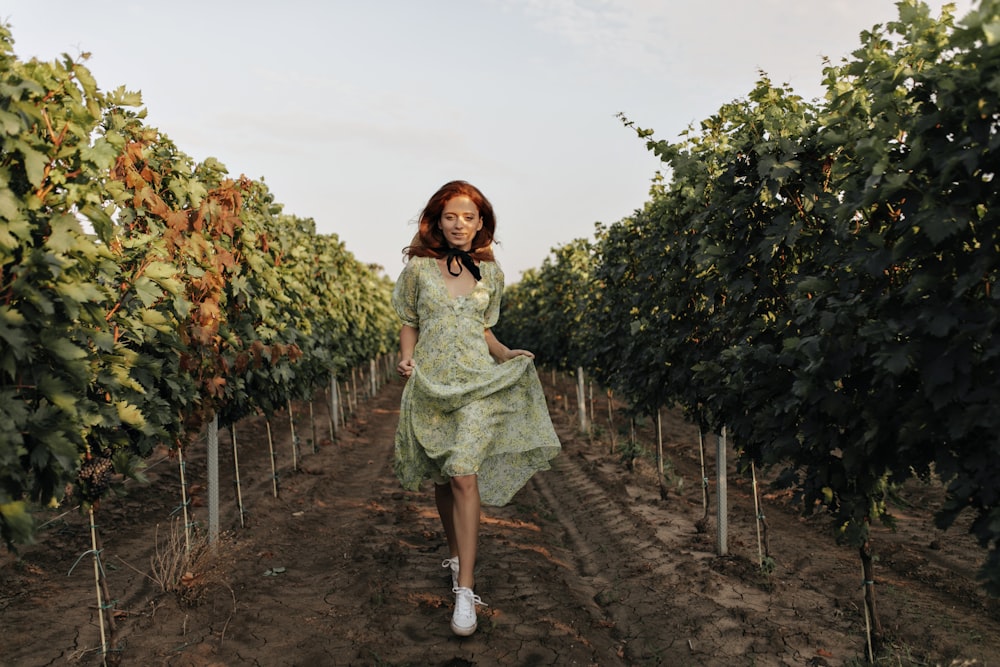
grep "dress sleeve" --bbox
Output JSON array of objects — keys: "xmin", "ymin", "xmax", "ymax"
[
  {"xmin": 392, "ymin": 260, "xmax": 420, "ymax": 328},
  {"xmin": 484, "ymin": 262, "xmax": 503, "ymax": 329}
]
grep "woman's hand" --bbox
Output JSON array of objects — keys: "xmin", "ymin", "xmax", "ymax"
[
  {"xmin": 397, "ymin": 358, "xmax": 416, "ymax": 379},
  {"xmin": 500, "ymin": 348, "xmax": 534, "ymax": 362},
  {"xmin": 398, "ymin": 326, "xmax": 418, "ymax": 378},
  {"xmin": 484, "ymin": 329, "xmax": 534, "ymax": 363}
]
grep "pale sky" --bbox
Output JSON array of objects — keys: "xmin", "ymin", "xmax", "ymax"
[{"xmin": 4, "ymin": 1, "xmax": 976, "ymax": 282}]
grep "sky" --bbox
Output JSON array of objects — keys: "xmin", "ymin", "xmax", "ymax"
[{"xmin": 3, "ymin": 0, "xmax": 978, "ymax": 282}]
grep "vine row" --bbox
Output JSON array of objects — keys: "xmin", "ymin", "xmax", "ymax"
[
  {"xmin": 496, "ymin": 0, "xmax": 1000, "ymax": 654},
  {"xmin": 0, "ymin": 24, "xmax": 397, "ymax": 545}
]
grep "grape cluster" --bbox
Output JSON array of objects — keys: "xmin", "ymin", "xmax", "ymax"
[{"xmin": 76, "ymin": 452, "xmax": 115, "ymax": 503}]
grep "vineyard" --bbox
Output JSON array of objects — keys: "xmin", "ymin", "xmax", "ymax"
[{"xmin": 2, "ymin": 0, "xmax": 1000, "ymax": 665}]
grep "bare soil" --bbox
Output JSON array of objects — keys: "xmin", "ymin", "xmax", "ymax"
[{"xmin": 2, "ymin": 373, "xmax": 999, "ymax": 667}]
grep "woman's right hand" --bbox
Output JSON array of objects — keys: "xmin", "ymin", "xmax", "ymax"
[{"xmin": 397, "ymin": 358, "xmax": 416, "ymax": 379}]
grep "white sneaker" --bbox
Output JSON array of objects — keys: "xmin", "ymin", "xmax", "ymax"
[
  {"xmin": 450, "ymin": 586, "xmax": 485, "ymax": 637},
  {"xmin": 442, "ymin": 557, "xmax": 459, "ymax": 590}
]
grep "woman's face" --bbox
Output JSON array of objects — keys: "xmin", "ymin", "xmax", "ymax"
[{"xmin": 439, "ymin": 195, "xmax": 483, "ymax": 251}]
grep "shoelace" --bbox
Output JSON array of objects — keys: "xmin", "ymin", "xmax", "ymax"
[{"xmin": 452, "ymin": 587, "xmax": 487, "ymax": 608}]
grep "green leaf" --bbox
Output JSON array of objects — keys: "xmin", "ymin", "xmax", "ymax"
[
  {"xmin": 140, "ymin": 308, "xmax": 175, "ymax": 333},
  {"xmin": 0, "ymin": 501, "xmax": 34, "ymax": 544},
  {"xmin": 80, "ymin": 138, "xmax": 120, "ymax": 171},
  {"xmin": 53, "ymin": 279, "xmax": 104, "ymax": 307},
  {"xmin": 796, "ymin": 277, "xmax": 832, "ymax": 295},
  {"xmin": 920, "ymin": 215, "xmax": 956, "ymax": 245},
  {"xmin": 984, "ymin": 20, "xmax": 1000, "ymax": 46},
  {"xmin": 0, "ymin": 215, "xmax": 29, "ymax": 252},
  {"xmin": 46, "ymin": 214, "xmax": 85, "ymax": 254},
  {"xmin": 133, "ymin": 277, "xmax": 163, "ymax": 307},
  {"xmin": 0, "ymin": 188, "xmax": 20, "ymax": 222},
  {"xmin": 107, "ymin": 85, "xmax": 143, "ymax": 107},
  {"xmin": 116, "ymin": 401, "xmax": 146, "ymax": 428},
  {"xmin": 0, "ymin": 108, "xmax": 24, "ymax": 136},
  {"xmin": 44, "ymin": 336, "xmax": 88, "ymax": 361},
  {"xmin": 80, "ymin": 204, "xmax": 114, "ymax": 241},
  {"xmin": 0, "ymin": 306, "xmax": 27, "ymax": 350},
  {"xmin": 36, "ymin": 373, "xmax": 80, "ymax": 417},
  {"xmin": 878, "ymin": 346, "xmax": 910, "ymax": 375},
  {"xmin": 14, "ymin": 140, "xmax": 48, "ymax": 188}
]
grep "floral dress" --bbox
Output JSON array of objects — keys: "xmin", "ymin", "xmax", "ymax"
[{"xmin": 392, "ymin": 256, "xmax": 561, "ymax": 506}]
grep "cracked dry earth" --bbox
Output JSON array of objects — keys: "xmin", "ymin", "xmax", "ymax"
[{"xmin": 3, "ymin": 373, "xmax": 1000, "ymax": 666}]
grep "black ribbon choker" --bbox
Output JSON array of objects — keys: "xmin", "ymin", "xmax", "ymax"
[{"xmin": 437, "ymin": 247, "xmax": 481, "ymax": 281}]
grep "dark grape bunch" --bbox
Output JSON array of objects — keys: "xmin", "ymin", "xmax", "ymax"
[{"xmin": 75, "ymin": 451, "xmax": 115, "ymax": 503}]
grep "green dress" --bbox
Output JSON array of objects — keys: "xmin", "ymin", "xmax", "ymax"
[{"xmin": 392, "ymin": 256, "xmax": 561, "ymax": 506}]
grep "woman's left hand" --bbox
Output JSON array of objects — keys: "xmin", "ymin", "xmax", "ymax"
[{"xmin": 503, "ymin": 348, "xmax": 535, "ymax": 361}]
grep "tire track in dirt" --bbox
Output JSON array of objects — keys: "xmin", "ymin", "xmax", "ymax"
[
  {"xmin": 532, "ymin": 407, "xmax": 863, "ymax": 666},
  {"xmin": 532, "ymin": 443, "xmax": 757, "ymax": 665}
]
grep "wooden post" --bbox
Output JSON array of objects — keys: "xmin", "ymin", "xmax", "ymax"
[
  {"xmin": 231, "ymin": 425, "xmax": 246, "ymax": 527},
  {"xmin": 331, "ymin": 373, "xmax": 341, "ymax": 436},
  {"xmin": 576, "ymin": 367, "xmax": 589, "ymax": 433},
  {"xmin": 287, "ymin": 398, "xmax": 298, "ymax": 471},
  {"xmin": 656, "ymin": 408, "xmax": 664, "ymax": 475},
  {"xmin": 716, "ymin": 426, "xmax": 728, "ymax": 556},
  {"xmin": 207, "ymin": 413, "xmax": 220, "ymax": 544}
]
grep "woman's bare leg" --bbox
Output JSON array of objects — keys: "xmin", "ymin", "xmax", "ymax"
[
  {"xmin": 434, "ymin": 482, "xmax": 458, "ymax": 557},
  {"xmin": 450, "ymin": 474, "xmax": 480, "ymax": 589}
]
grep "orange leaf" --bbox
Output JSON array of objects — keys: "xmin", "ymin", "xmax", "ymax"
[
  {"xmin": 166, "ymin": 210, "xmax": 189, "ymax": 232},
  {"xmin": 206, "ymin": 376, "xmax": 226, "ymax": 398},
  {"xmin": 199, "ymin": 299, "xmax": 220, "ymax": 324}
]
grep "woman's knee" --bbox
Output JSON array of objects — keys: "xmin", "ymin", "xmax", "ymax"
[{"xmin": 450, "ymin": 474, "xmax": 478, "ymax": 494}]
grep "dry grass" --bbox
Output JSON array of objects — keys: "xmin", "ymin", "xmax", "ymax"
[{"xmin": 149, "ymin": 518, "xmax": 241, "ymax": 606}]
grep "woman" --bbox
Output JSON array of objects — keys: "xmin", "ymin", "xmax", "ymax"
[{"xmin": 392, "ymin": 180, "xmax": 561, "ymax": 637}]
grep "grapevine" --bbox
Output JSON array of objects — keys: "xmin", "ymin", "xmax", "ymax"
[
  {"xmin": 503, "ymin": 1, "xmax": 1000, "ymax": 656},
  {"xmin": 0, "ymin": 23, "xmax": 398, "ymax": 550}
]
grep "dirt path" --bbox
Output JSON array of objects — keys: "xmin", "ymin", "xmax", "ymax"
[{"xmin": 2, "ymin": 375, "xmax": 1000, "ymax": 666}]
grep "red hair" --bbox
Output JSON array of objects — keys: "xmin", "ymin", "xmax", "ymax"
[{"xmin": 403, "ymin": 180, "xmax": 496, "ymax": 261}]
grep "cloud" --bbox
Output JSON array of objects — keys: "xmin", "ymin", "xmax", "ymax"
[
  {"xmin": 501, "ymin": 0, "xmax": 674, "ymax": 74},
  {"xmin": 493, "ymin": 0, "xmax": 976, "ymax": 102}
]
